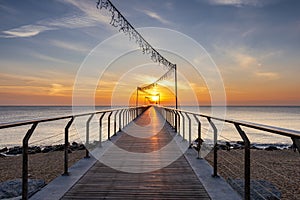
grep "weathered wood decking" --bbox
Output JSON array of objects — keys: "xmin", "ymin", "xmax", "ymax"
[{"xmin": 61, "ymin": 107, "xmax": 210, "ymax": 199}]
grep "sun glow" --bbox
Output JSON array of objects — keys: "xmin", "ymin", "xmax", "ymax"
[{"xmin": 151, "ymin": 95, "xmax": 159, "ymax": 102}]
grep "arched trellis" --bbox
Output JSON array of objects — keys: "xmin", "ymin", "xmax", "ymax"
[
  {"xmin": 96, "ymin": 0, "xmax": 178, "ymax": 115},
  {"xmin": 136, "ymin": 86, "xmax": 160, "ymax": 106}
]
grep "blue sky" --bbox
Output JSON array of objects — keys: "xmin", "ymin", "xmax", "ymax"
[{"xmin": 0, "ymin": 0, "xmax": 300, "ymax": 105}]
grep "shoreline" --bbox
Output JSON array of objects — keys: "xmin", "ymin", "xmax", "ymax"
[
  {"xmin": 1, "ymin": 140, "xmax": 296, "ymax": 157},
  {"xmin": 0, "ymin": 141, "xmax": 86, "ymax": 157}
]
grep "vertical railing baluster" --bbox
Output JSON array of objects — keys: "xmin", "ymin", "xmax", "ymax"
[
  {"xmin": 108, "ymin": 112, "xmax": 113, "ymax": 140},
  {"xmin": 128, "ymin": 109, "xmax": 130, "ymax": 123},
  {"xmin": 63, "ymin": 117, "xmax": 74, "ymax": 176},
  {"xmin": 166, "ymin": 110, "xmax": 168, "ymax": 124},
  {"xmin": 176, "ymin": 111, "xmax": 180, "ymax": 134},
  {"xmin": 114, "ymin": 110, "xmax": 119, "ymax": 135},
  {"xmin": 22, "ymin": 122, "xmax": 38, "ymax": 200},
  {"xmin": 179, "ymin": 111, "xmax": 185, "ymax": 140},
  {"xmin": 119, "ymin": 109, "xmax": 123, "ymax": 131},
  {"xmin": 197, "ymin": 120, "xmax": 201, "ymax": 159},
  {"xmin": 185, "ymin": 113, "xmax": 191, "ymax": 145},
  {"xmin": 123, "ymin": 110, "xmax": 126, "ymax": 127},
  {"xmin": 128, "ymin": 109, "xmax": 131, "ymax": 123},
  {"xmin": 172, "ymin": 111, "xmax": 175, "ymax": 127},
  {"xmin": 193, "ymin": 115, "xmax": 201, "ymax": 159},
  {"xmin": 235, "ymin": 124, "xmax": 251, "ymax": 200},
  {"xmin": 99, "ymin": 112, "xmax": 106, "ymax": 147},
  {"xmin": 85, "ymin": 114, "xmax": 94, "ymax": 158},
  {"xmin": 207, "ymin": 117, "xmax": 218, "ymax": 177}
]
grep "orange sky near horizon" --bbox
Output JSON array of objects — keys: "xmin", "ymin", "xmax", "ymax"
[
  {"xmin": 1, "ymin": 1, "xmax": 300, "ymax": 106},
  {"xmin": 1, "ymin": 69, "xmax": 299, "ymax": 106}
]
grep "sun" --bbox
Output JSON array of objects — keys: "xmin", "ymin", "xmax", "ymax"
[{"xmin": 151, "ymin": 95, "xmax": 159, "ymax": 102}]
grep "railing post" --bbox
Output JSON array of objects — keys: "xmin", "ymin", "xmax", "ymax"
[
  {"xmin": 291, "ymin": 137, "xmax": 300, "ymax": 153},
  {"xmin": 63, "ymin": 117, "xmax": 74, "ymax": 176},
  {"xmin": 179, "ymin": 111, "xmax": 185, "ymax": 140},
  {"xmin": 126, "ymin": 109, "xmax": 128, "ymax": 125},
  {"xmin": 170, "ymin": 110, "xmax": 173, "ymax": 127},
  {"xmin": 193, "ymin": 115, "xmax": 202, "ymax": 159},
  {"xmin": 198, "ymin": 121, "xmax": 201, "ymax": 158},
  {"xmin": 128, "ymin": 109, "xmax": 130, "ymax": 124},
  {"xmin": 207, "ymin": 117, "xmax": 218, "ymax": 177},
  {"xmin": 22, "ymin": 122, "xmax": 38, "ymax": 200},
  {"xmin": 166, "ymin": 109, "xmax": 168, "ymax": 121},
  {"xmin": 85, "ymin": 114, "xmax": 94, "ymax": 159},
  {"xmin": 123, "ymin": 109, "xmax": 126, "ymax": 127},
  {"xmin": 174, "ymin": 110, "xmax": 178, "ymax": 132},
  {"xmin": 108, "ymin": 112, "xmax": 113, "ymax": 140},
  {"xmin": 174, "ymin": 110, "xmax": 178, "ymax": 133},
  {"xmin": 168, "ymin": 110, "xmax": 171, "ymax": 125},
  {"xmin": 114, "ymin": 110, "xmax": 119, "ymax": 135},
  {"xmin": 184, "ymin": 113, "xmax": 191, "ymax": 145},
  {"xmin": 235, "ymin": 124, "xmax": 251, "ymax": 200},
  {"xmin": 171, "ymin": 111, "xmax": 175, "ymax": 128},
  {"xmin": 176, "ymin": 111, "xmax": 180, "ymax": 134},
  {"xmin": 119, "ymin": 109, "xmax": 123, "ymax": 131},
  {"xmin": 99, "ymin": 112, "xmax": 106, "ymax": 147}
]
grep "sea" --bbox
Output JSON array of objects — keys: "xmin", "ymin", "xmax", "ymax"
[{"xmin": 0, "ymin": 106, "xmax": 299, "ymax": 149}]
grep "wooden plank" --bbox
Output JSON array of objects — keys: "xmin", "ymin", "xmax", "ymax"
[{"xmin": 61, "ymin": 107, "xmax": 210, "ymax": 199}]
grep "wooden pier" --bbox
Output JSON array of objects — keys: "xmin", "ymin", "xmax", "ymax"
[
  {"xmin": 30, "ymin": 106, "xmax": 243, "ymax": 200},
  {"xmin": 61, "ymin": 107, "xmax": 210, "ymax": 199}
]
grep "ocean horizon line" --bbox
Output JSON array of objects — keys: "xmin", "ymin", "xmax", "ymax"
[{"xmin": 0, "ymin": 104, "xmax": 300, "ymax": 107}]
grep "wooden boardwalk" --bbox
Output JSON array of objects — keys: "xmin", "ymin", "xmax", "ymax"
[{"xmin": 61, "ymin": 107, "xmax": 210, "ymax": 199}]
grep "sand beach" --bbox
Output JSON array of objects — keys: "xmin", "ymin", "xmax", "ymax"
[{"xmin": 206, "ymin": 149, "xmax": 300, "ymax": 199}]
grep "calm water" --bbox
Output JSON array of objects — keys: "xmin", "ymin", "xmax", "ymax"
[{"xmin": 0, "ymin": 106, "xmax": 299, "ymax": 149}]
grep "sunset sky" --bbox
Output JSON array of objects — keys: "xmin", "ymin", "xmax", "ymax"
[{"xmin": 0, "ymin": 0, "xmax": 299, "ymax": 106}]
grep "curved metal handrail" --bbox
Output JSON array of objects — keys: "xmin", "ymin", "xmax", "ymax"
[
  {"xmin": 162, "ymin": 106, "xmax": 300, "ymax": 139},
  {"xmin": 159, "ymin": 106, "xmax": 300, "ymax": 200},
  {"xmin": 0, "ymin": 105, "xmax": 150, "ymax": 200}
]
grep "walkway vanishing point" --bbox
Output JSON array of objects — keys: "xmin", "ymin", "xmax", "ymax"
[{"xmin": 31, "ymin": 106, "xmax": 240, "ymax": 200}]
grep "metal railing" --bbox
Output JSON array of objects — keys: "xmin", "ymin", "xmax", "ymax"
[
  {"xmin": 0, "ymin": 106, "xmax": 150, "ymax": 200},
  {"xmin": 159, "ymin": 106, "xmax": 300, "ymax": 200}
]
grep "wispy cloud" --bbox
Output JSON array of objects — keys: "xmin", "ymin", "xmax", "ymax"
[
  {"xmin": 0, "ymin": 72, "xmax": 73, "ymax": 97},
  {"xmin": 50, "ymin": 39, "xmax": 90, "ymax": 53},
  {"xmin": 206, "ymin": 0, "xmax": 280, "ymax": 7},
  {"xmin": 1, "ymin": 0, "xmax": 110, "ymax": 38},
  {"xmin": 2, "ymin": 25, "xmax": 55, "ymax": 38},
  {"xmin": 234, "ymin": 53, "xmax": 258, "ymax": 68},
  {"xmin": 255, "ymin": 72, "xmax": 280, "ymax": 80},
  {"xmin": 29, "ymin": 51, "xmax": 75, "ymax": 65},
  {"xmin": 140, "ymin": 9, "xmax": 171, "ymax": 25}
]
